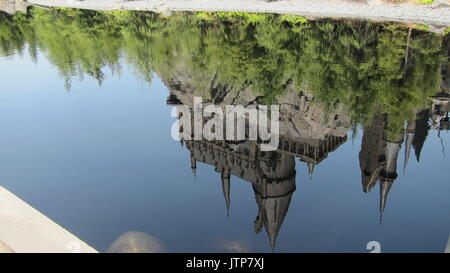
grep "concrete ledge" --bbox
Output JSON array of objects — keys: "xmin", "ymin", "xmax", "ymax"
[
  {"xmin": 0, "ymin": 240, "xmax": 14, "ymax": 253},
  {"xmin": 0, "ymin": 186, "xmax": 97, "ymax": 253},
  {"xmin": 24, "ymin": 0, "xmax": 450, "ymax": 27}
]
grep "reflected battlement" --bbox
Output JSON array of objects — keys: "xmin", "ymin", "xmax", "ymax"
[{"xmin": 165, "ymin": 74, "xmax": 351, "ymax": 164}]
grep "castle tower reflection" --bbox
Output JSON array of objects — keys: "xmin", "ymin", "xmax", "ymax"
[
  {"xmin": 185, "ymin": 139, "xmax": 296, "ymax": 248},
  {"xmin": 359, "ymin": 86, "xmax": 449, "ymax": 221}
]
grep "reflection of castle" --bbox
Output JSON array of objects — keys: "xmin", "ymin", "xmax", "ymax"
[
  {"xmin": 359, "ymin": 113, "xmax": 404, "ymax": 221},
  {"xmin": 176, "ymin": 104, "xmax": 348, "ymax": 247},
  {"xmin": 164, "ymin": 68, "xmax": 450, "ymax": 247},
  {"xmin": 166, "ymin": 75, "xmax": 351, "ymax": 176},
  {"xmin": 166, "ymin": 77, "xmax": 351, "ymax": 248}
]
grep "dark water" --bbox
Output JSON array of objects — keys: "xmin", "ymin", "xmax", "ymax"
[{"xmin": 0, "ymin": 8, "xmax": 450, "ymax": 253}]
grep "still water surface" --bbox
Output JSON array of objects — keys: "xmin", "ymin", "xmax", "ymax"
[{"xmin": 0, "ymin": 8, "xmax": 450, "ymax": 252}]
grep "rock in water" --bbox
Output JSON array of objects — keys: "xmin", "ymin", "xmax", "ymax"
[{"xmin": 107, "ymin": 231, "xmax": 166, "ymax": 253}]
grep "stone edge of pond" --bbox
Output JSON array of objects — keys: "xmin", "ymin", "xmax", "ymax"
[
  {"xmin": 21, "ymin": 0, "xmax": 450, "ymax": 30},
  {"xmin": 0, "ymin": 186, "xmax": 98, "ymax": 253}
]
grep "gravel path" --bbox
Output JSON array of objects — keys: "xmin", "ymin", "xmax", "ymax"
[{"xmin": 26, "ymin": 0, "xmax": 450, "ymax": 27}]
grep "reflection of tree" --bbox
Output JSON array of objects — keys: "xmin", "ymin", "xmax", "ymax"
[{"xmin": 0, "ymin": 8, "xmax": 449, "ymax": 133}]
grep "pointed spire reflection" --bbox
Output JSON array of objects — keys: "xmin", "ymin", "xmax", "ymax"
[
  {"xmin": 221, "ymin": 170, "xmax": 231, "ymax": 217},
  {"xmin": 404, "ymin": 120, "xmax": 415, "ymax": 172},
  {"xmin": 190, "ymin": 152, "xmax": 197, "ymax": 179},
  {"xmin": 378, "ymin": 136, "xmax": 402, "ymax": 222},
  {"xmin": 307, "ymin": 162, "xmax": 315, "ymax": 180},
  {"xmin": 359, "ymin": 113, "xmax": 404, "ymax": 221},
  {"xmin": 253, "ymin": 183, "xmax": 295, "ymax": 249},
  {"xmin": 379, "ymin": 178, "xmax": 393, "ymax": 223}
]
